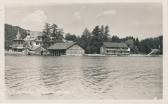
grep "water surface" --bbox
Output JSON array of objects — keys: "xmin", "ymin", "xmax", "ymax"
[{"xmin": 5, "ymin": 56, "xmax": 162, "ymax": 99}]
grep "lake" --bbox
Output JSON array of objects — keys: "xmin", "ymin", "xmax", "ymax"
[{"xmin": 5, "ymin": 56, "xmax": 162, "ymax": 99}]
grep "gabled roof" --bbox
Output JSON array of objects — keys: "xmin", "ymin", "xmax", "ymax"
[
  {"xmin": 102, "ymin": 42, "xmax": 128, "ymax": 48},
  {"xmin": 48, "ymin": 42, "xmax": 76, "ymax": 50}
]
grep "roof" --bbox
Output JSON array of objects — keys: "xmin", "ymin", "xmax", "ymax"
[
  {"xmin": 102, "ymin": 42, "xmax": 128, "ymax": 48},
  {"xmin": 30, "ymin": 46, "xmax": 46, "ymax": 52},
  {"xmin": 48, "ymin": 42, "xmax": 76, "ymax": 50}
]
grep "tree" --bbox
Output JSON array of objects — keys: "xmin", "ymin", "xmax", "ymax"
[
  {"xmin": 56, "ymin": 28, "xmax": 64, "ymax": 42},
  {"xmin": 111, "ymin": 35, "xmax": 120, "ymax": 42},
  {"xmin": 5, "ymin": 24, "xmax": 27, "ymax": 50},
  {"xmin": 51, "ymin": 24, "xmax": 64, "ymax": 42},
  {"xmin": 138, "ymin": 36, "xmax": 163, "ymax": 54},
  {"xmin": 125, "ymin": 39, "xmax": 136, "ymax": 54},
  {"xmin": 65, "ymin": 33, "xmax": 77, "ymax": 42},
  {"xmin": 42, "ymin": 23, "xmax": 64, "ymax": 48},
  {"xmin": 134, "ymin": 38, "xmax": 140, "ymax": 53},
  {"xmin": 42, "ymin": 23, "xmax": 51, "ymax": 48},
  {"xmin": 91, "ymin": 25, "xmax": 103, "ymax": 53},
  {"xmin": 51, "ymin": 24, "xmax": 58, "ymax": 41},
  {"xmin": 103, "ymin": 25, "xmax": 110, "ymax": 41},
  {"xmin": 79, "ymin": 28, "xmax": 92, "ymax": 53},
  {"xmin": 158, "ymin": 35, "xmax": 163, "ymax": 54}
]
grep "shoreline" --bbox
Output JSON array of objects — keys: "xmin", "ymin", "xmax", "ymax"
[{"xmin": 5, "ymin": 52, "xmax": 162, "ymax": 57}]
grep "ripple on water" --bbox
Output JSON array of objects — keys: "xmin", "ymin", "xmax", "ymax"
[{"xmin": 5, "ymin": 56, "xmax": 162, "ymax": 99}]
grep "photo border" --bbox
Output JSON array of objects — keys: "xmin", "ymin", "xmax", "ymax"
[{"xmin": 0, "ymin": 0, "xmax": 167, "ymax": 104}]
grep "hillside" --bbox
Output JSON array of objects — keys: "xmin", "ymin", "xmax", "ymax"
[{"xmin": 5, "ymin": 24, "xmax": 28, "ymax": 49}]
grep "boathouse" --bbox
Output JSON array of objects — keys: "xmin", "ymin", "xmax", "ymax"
[
  {"xmin": 100, "ymin": 42, "xmax": 130, "ymax": 55},
  {"xmin": 48, "ymin": 42, "xmax": 85, "ymax": 56}
]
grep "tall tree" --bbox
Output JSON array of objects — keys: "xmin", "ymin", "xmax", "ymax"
[
  {"xmin": 51, "ymin": 24, "xmax": 58, "ymax": 41},
  {"xmin": 91, "ymin": 25, "xmax": 103, "ymax": 53},
  {"xmin": 57, "ymin": 28, "xmax": 64, "ymax": 42},
  {"xmin": 79, "ymin": 28, "xmax": 92, "ymax": 53},
  {"xmin": 51, "ymin": 24, "xmax": 64, "ymax": 42},
  {"xmin": 42, "ymin": 23, "xmax": 64, "ymax": 48},
  {"xmin": 42, "ymin": 23, "xmax": 51, "ymax": 48},
  {"xmin": 103, "ymin": 25, "xmax": 110, "ymax": 41}
]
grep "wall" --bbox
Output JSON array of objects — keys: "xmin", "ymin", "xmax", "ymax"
[
  {"xmin": 100, "ymin": 46, "xmax": 106, "ymax": 54},
  {"xmin": 66, "ymin": 44, "xmax": 84, "ymax": 56}
]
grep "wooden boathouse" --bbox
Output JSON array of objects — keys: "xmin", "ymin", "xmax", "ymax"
[{"xmin": 48, "ymin": 42, "xmax": 85, "ymax": 56}]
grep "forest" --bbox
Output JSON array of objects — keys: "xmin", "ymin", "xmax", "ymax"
[{"xmin": 5, "ymin": 23, "xmax": 163, "ymax": 54}]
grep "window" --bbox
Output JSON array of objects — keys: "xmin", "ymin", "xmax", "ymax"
[{"xmin": 36, "ymin": 42, "xmax": 39, "ymax": 45}]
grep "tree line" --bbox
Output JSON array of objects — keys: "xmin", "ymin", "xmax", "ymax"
[
  {"xmin": 41, "ymin": 23, "xmax": 162, "ymax": 54},
  {"xmin": 65, "ymin": 25, "xmax": 162, "ymax": 54},
  {"xmin": 41, "ymin": 24, "xmax": 111, "ymax": 54},
  {"xmin": 5, "ymin": 23, "xmax": 163, "ymax": 54}
]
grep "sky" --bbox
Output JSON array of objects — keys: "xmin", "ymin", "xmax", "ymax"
[{"xmin": 5, "ymin": 3, "xmax": 162, "ymax": 40}]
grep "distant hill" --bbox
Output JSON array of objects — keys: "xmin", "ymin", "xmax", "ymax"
[{"xmin": 5, "ymin": 24, "xmax": 28, "ymax": 49}]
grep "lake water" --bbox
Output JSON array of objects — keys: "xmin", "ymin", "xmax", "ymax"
[{"xmin": 5, "ymin": 56, "xmax": 162, "ymax": 99}]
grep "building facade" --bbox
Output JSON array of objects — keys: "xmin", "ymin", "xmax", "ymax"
[
  {"xmin": 9, "ymin": 30, "xmax": 45, "ymax": 55},
  {"xmin": 48, "ymin": 42, "xmax": 85, "ymax": 56},
  {"xmin": 100, "ymin": 42, "xmax": 130, "ymax": 55},
  {"xmin": 9, "ymin": 30, "xmax": 25, "ymax": 54}
]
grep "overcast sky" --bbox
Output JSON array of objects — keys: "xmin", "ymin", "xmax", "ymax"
[{"xmin": 5, "ymin": 3, "xmax": 162, "ymax": 39}]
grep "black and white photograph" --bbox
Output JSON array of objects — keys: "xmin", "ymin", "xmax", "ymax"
[{"xmin": 4, "ymin": 1, "xmax": 163, "ymax": 100}]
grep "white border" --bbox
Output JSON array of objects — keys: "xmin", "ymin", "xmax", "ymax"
[
  {"xmin": 163, "ymin": 0, "xmax": 168, "ymax": 104},
  {"xmin": 0, "ymin": 0, "xmax": 5, "ymax": 102},
  {"xmin": 5, "ymin": 0, "xmax": 163, "ymax": 6},
  {"xmin": 1, "ymin": 0, "xmax": 167, "ymax": 104}
]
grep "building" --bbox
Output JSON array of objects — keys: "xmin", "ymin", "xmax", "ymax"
[
  {"xmin": 9, "ymin": 30, "xmax": 25, "ymax": 53},
  {"xmin": 100, "ymin": 42, "xmax": 130, "ymax": 55},
  {"xmin": 48, "ymin": 42, "xmax": 85, "ymax": 56},
  {"xmin": 9, "ymin": 29, "xmax": 45, "ymax": 55},
  {"xmin": 24, "ymin": 31, "xmax": 43, "ymax": 47}
]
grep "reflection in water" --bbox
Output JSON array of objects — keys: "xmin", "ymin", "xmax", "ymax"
[{"xmin": 5, "ymin": 56, "xmax": 162, "ymax": 99}]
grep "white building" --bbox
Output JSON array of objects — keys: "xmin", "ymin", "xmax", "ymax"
[
  {"xmin": 100, "ymin": 42, "xmax": 130, "ymax": 55},
  {"xmin": 9, "ymin": 30, "xmax": 45, "ymax": 55}
]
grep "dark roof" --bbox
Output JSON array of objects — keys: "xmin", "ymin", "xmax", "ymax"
[
  {"xmin": 102, "ymin": 42, "xmax": 128, "ymax": 48},
  {"xmin": 48, "ymin": 42, "xmax": 76, "ymax": 50}
]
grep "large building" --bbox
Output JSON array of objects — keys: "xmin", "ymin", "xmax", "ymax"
[
  {"xmin": 48, "ymin": 42, "xmax": 85, "ymax": 56},
  {"xmin": 100, "ymin": 42, "xmax": 130, "ymax": 55},
  {"xmin": 9, "ymin": 30, "xmax": 45, "ymax": 55}
]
